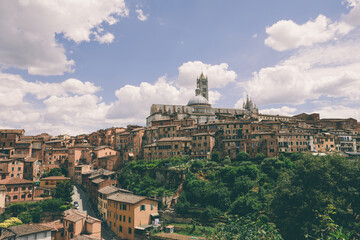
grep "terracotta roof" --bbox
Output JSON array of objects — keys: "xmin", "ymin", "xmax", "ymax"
[
  {"xmin": 24, "ymin": 157, "xmax": 37, "ymax": 162},
  {"xmin": 0, "ymin": 178, "xmax": 33, "ymax": 185},
  {"xmin": 39, "ymin": 220, "xmax": 63, "ymax": 231},
  {"xmin": 88, "ymin": 169, "xmax": 115, "ymax": 179},
  {"xmin": 94, "ymin": 145, "xmax": 113, "ymax": 151},
  {"xmin": 41, "ymin": 176, "xmax": 70, "ymax": 180},
  {"xmin": 1, "ymin": 224, "xmax": 51, "ymax": 238},
  {"xmin": 107, "ymin": 192, "xmax": 149, "ymax": 204},
  {"xmin": 63, "ymin": 209, "xmax": 101, "ymax": 223},
  {"xmin": 92, "ymin": 178, "xmax": 105, "ymax": 184},
  {"xmin": 98, "ymin": 186, "xmax": 131, "ymax": 195},
  {"xmin": 0, "ymin": 129, "xmax": 24, "ymax": 134},
  {"xmin": 98, "ymin": 185, "xmax": 119, "ymax": 195}
]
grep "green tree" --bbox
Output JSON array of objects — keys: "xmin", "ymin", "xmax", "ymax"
[
  {"xmin": 52, "ymin": 180, "xmax": 74, "ymax": 203},
  {"xmin": 208, "ymin": 217, "xmax": 283, "ymax": 240},
  {"xmin": 235, "ymin": 151, "xmax": 250, "ymax": 162},
  {"xmin": 270, "ymin": 154, "xmax": 360, "ymax": 239},
  {"xmin": 42, "ymin": 167, "xmax": 63, "ymax": 178},
  {"xmin": 211, "ymin": 151, "xmax": 221, "ymax": 162},
  {"xmin": 230, "ymin": 192, "xmax": 262, "ymax": 217},
  {"xmin": 254, "ymin": 153, "xmax": 266, "ymax": 164}
]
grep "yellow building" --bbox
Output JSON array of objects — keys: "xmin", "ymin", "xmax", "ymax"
[
  {"xmin": 107, "ymin": 192, "xmax": 159, "ymax": 240},
  {"xmin": 39, "ymin": 176, "xmax": 71, "ymax": 189}
]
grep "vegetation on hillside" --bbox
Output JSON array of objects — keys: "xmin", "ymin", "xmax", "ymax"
[{"xmin": 118, "ymin": 153, "xmax": 360, "ymax": 239}]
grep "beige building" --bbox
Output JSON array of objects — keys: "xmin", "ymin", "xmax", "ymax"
[
  {"xmin": 39, "ymin": 176, "xmax": 71, "ymax": 189},
  {"xmin": 98, "ymin": 186, "xmax": 132, "ymax": 220},
  {"xmin": 107, "ymin": 192, "xmax": 159, "ymax": 240}
]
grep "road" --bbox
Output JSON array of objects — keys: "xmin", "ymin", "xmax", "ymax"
[{"xmin": 72, "ymin": 185, "xmax": 120, "ymax": 240}]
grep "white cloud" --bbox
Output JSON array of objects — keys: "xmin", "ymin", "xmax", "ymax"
[
  {"xmin": 94, "ymin": 32, "xmax": 115, "ymax": 44},
  {"xmin": 244, "ymin": 36, "xmax": 360, "ymax": 106},
  {"xmin": 260, "ymin": 106, "xmax": 297, "ymax": 116},
  {"xmin": 0, "ymin": 61, "xmax": 232, "ymax": 135},
  {"xmin": 177, "ymin": 61, "xmax": 237, "ymax": 89},
  {"xmin": 0, "ymin": 0, "xmax": 128, "ymax": 75},
  {"xmin": 108, "ymin": 61, "xmax": 234, "ymax": 121},
  {"xmin": 136, "ymin": 9, "xmax": 148, "ymax": 21},
  {"xmin": 265, "ymin": 15, "xmax": 353, "ymax": 51},
  {"xmin": 108, "ymin": 76, "xmax": 193, "ymax": 120},
  {"xmin": 316, "ymin": 105, "xmax": 360, "ymax": 120},
  {"xmin": 343, "ymin": 0, "xmax": 360, "ymax": 26},
  {"xmin": 0, "ymin": 72, "xmax": 108, "ymax": 135},
  {"xmin": 0, "ymin": 73, "xmax": 101, "ymax": 103}
]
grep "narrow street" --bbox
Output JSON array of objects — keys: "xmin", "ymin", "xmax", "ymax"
[{"xmin": 72, "ymin": 185, "xmax": 120, "ymax": 240}]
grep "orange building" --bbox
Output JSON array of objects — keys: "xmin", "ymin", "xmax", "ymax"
[
  {"xmin": 0, "ymin": 158, "xmax": 24, "ymax": 179},
  {"xmin": 0, "ymin": 129, "xmax": 24, "ymax": 149},
  {"xmin": 0, "ymin": 178, "xmax": 34, "ymax": 204},
  {"xmin": 315, "ymin": 134, "xmax": 336, "ymax": 153},
  {"xmin": 107, "ymin": 192, "xmax": 159, "ymax": 240}
]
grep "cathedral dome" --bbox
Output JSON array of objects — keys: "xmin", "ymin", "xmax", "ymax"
[{"xmin": 187, "ymin": 95, "xmax": 210, "ymax": 106}]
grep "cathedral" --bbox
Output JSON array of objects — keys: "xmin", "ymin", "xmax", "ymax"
[{"xmin": 146, "ymin": 73, "xmax": 258, "ymax": 126}]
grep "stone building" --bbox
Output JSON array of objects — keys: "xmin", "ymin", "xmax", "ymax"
[{"xmin": 146, "ymin": 74, "xmax": 258, "ymax": 127}]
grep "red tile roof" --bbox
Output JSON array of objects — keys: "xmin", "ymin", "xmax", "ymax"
[{"xmin": 0, "ymin": 178, "xmax": 34, "ymax": 185}]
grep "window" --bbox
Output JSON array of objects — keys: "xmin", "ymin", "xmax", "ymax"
[
  {"xmin": 151, "ymin": 204, "xmax": 154, "ymax": 210},
  {"xmin": 28, "ymin": 194, "xmax": 31, "ymax": 198},
  {"xmin": 128, "ymin": 228, "xmax": 132, "ymax": 234},
  {"xmin": 21, "ymin": 195, "xmax": 25, "ymax": 199},
  {"xmin": 129, "ymin": 217, "xmax": 131, "ymax": 223},
  {"xmin": 28, "ymin": 186, "xmax": 31, "ymax": 190},
  {"xmin": 119, "ymin": 225, "xmax": 122, "ymax": 232},
  {"xmin": 14, "ymin": 187, "xmax": 18, "ymax": 191},
  {"xmin": 140, "ymin": 205, "xmax": 145, "ymax": 211},
  {"xmin": 123, "ymin": 216, "xmax": 125, "ymax": 222},
  {"xmin": 119, "ymin": 215, "xmax": 122, "ymax": 221},
  {"xmin": 123, "ymin": 204, "xmax": 127, "ymax": 210},
  {"xmin": 7, "ymin": 188, "xmax": 11, "ymax": 192},
  {"xmin": 13, "ymin": 195, "xmax": 18, "ymax": 200}
]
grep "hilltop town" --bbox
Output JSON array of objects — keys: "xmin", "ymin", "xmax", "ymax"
[{"xmin": 0, "ymin": 75, "xmax": 359, "ymax": 240}]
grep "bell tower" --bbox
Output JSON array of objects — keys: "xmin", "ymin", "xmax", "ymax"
[{"xmin": 197, "ymin": 73, "xmax": 208, "ymax": 101}]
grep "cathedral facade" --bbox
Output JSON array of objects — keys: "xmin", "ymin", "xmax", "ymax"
[{"xmin": 146, "ymin": 73, "xmax": 258, "ymax": 126}]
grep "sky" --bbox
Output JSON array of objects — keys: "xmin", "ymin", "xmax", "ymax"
[{"xmin": 1, "ymin": 0, "xmax": 360, "ymax": 136}]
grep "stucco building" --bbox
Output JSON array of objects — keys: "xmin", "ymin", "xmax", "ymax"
[{"xmin": 107, "ymin": 192, "xmax": 159, "ymax": 240}]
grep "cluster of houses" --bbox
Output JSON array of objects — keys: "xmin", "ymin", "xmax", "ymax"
[{"xmin": 0, "ymin": 75, "xmax": 359, "ymax": 239}]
